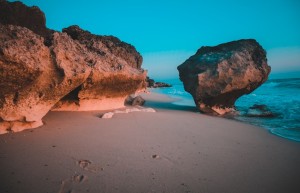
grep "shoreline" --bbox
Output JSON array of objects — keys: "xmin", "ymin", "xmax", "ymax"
[
  {"xmin": 0, "ymin": 91, "xmax": 300, "ymax": 193},
  {"xmin": 149, "ymin": 88, "xmax": 300, "ymax": 143}
]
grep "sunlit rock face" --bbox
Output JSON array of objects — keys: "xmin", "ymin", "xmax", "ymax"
[
  {"xmin": 177, "ymin": 39, "xmax": 271, "ymax": 115},
  {"xmin": 0, "ymin": 25, "xmax": 92, "ymax": 132},
  {"xmin": 54, "ymin": 26, "xmax": 146, "ymax": 111},
  {"xmin": 0, "ymin": 0, "xmax": 146, "ymax": 133}
]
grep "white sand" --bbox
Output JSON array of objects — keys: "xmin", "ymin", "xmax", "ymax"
[{"xmin": 0, "ymin": 92, "xmax": 299, "ymax": 193}]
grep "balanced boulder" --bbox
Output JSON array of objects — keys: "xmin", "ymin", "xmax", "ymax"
[{"xmin": 177, "ymin": 39, "xmax": 271, "ymax": 115}]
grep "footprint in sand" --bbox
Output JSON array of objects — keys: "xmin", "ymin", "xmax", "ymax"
[
  {"xmin": 72, "ymin": 174, "xmax": 87, "ymax": 183},
  {"xmin": 58, "ymin": 174, "xmax": 88, "ymax": 193},
  {"xmin": 77, "ymin": 159, "xmax": 101, "ymax": 173},
  {"xmin": 151, "ymin": 154, "xmax": 178, "ymax": 166},
  {"xmin": 77, "ymin": 160, "xmax": 91, "ymax": 170},
  {"xmin": 58, "ymin": 159, "xmax": 100, "ymax": 193}
]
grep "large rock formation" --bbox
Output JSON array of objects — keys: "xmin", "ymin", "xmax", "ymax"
[
  {"xmin": 0, "ymin": 0, "xmax": 54, "ymax": 45},
  {"xmin": 0, "ymin": 25, "xmax": 92, "ymax": 133},
  {"xmin": 53, "ymin": 26, "xmax": 146, "ymax": 111},
  {"xmin": 177, "ymin": 39, "xmax": 271, "ymax": 115},
  {"xmin": 0, "ymin": 0, "xmax": 146, "ymax": 134}
]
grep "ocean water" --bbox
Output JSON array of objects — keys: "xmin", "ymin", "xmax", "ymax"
[{"xmin": 152, "ymin": 78, "xmax": 300, "ymax": 142}]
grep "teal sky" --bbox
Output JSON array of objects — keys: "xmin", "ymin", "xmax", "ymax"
[{"xmin": 10, "ymin": 0, "xmax": 300, "ymax": 80}]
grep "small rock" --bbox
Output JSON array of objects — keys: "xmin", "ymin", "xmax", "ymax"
[
  {"xmin": 101, "ymin": 112, "xmax": 114, "ymax": 119},
  {"xmin": 124, "ymin": 95, "xmax": 134, "ymax": 105},
  {"xmin": 141, "ymin": 108, "xmax": 156, "ymax": 113},
  {"xmin": 129, "ymin": 108, "xmax": 141, "ymax": 112},
  {"xmin": 125, "ymin": 95, "xmax": 145, "ymax": 106},
  {"xmin": 132, "ymin": 96, "xmax": 145, "ymax": 106},
  {"xmin": 246, "ymin": 104, "xmax": 275, "ymax": 117},
  {"xmin": 102, "ymin": 107, "xmax": 155, "ymax": 119},
  {"xmin": 114, "ymin": 110, "xmax": 128, "ymax": 114}
]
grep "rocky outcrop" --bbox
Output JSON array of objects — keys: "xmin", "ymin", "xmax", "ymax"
[
  {"xmin": 0, "ymin": 24, "xmax": 92, "ymax": 132},
  {"xmin": 177, "ymin": 39, "xmax": 271, "ymax": 115},
  {"xmin": 0, "ymin": 1, "xmax": 146, "ymax": 133},
  {"xmin": 154, "ymin": 82, "xmax": 172, "ymax": 88},
  {"xmin": 0, "ymin": 0, "xmax": 54, "ymax": 45},
  {"xmin": 146, "ymin": 76, "xmax": 172, "ymax": 88},
  {"xmin": 146, "ymin": 77, "xmax": 155, "ymax": 87}
]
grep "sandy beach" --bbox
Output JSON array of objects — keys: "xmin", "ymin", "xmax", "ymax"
[
  {"xmin": 0, "ymin": 92, "xmax": 299, "ymax": 193},
  {"xmin": 1, "ymin": 1, "xmax": 299, "ymax": 193}
]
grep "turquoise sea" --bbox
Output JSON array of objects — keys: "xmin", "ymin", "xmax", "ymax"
[{"xmin": 152, "ymin": 78, "xmax": 300, "ymax": 142}]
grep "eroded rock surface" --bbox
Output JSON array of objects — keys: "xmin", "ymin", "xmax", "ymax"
[
  {"xmin": 63, "ymin": 25, "xmax": 142, "ymax": 69},
  {"xmin": 0, "ymin": 25, "xmax": 92, "ymax": 132},
  {"xmin": 177, "ymin": 39, "xmax": 271, "ymax": 115},
  {"xmin": 0, "ymin": 0, "xmax": 54, "ymax": 45},
  {"xmin": 0, "ymin": 1, "xmax": 146, "ymax": 133},
  {"xmin": 53, "ymin": 26, "xmax": 146, "ymax": 111}
]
